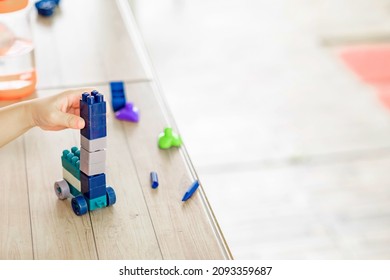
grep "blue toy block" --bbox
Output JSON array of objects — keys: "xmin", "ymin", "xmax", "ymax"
[
  {"xmin": 110, "ymin": 81, "xmax": 126, "ymax": 112},
  {"xmin": 110, "ymin": 81, "xmax": 124, "ymax": 91},
  {"xmin": 81, "ymin": 122, "xmax": 107, "ymax": 140},
  {"xmin": 80, "ymin": 172, "xmax": 106, "ymax": 193},
  {"xmin": 61, "ymin": 148, "xmax": 80, "ymax": 180},
  {"xmin": 83, "ymin": 185, "xmax": 106, "ymax": 199},
  {"xmin": 80, "ymin": 171, "xmax": 106, "ymax": 193},
  {"xmin": 80, "ymin": 91, "xmax": 107, "ymax": 140},
  {"xmin": 112, "ymin": 98, "xmax": 126, "ymax": 112},
  {"xmin": 86, "ymin": 195, "xmax": 107, "ymax": 211}
]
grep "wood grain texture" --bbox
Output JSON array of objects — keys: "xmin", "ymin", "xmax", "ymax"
[
  {"xmin": 0, "ymin": 137, "xmax": 33, "ymax": 259},
  {"xmin": 32, "ymin": 0, "xmax": 151, "ymax": 89},
  {"xmin": 119, "ymin": 81, "xmax": 231, "ymax": 259},
  {"xmin": 89, "ymin": 85, "xmax": 162, "ymax": 259},
  {"xmin": 0, "ymin": 0, "xmax": 230, "ymax": 259},
  {"xmin": 21, "ymin": 87, "xmax": 164, "ymax": 259},
  {"xmin": 24, "ymin": 113, "xmax": 98, "ymax": 259}
]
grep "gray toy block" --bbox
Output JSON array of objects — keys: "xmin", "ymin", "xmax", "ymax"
[
  {"xmin": 80, "ymin": 147, "xmax": 106, "ymax": 164},
  {"xmin": 80, "ymin": 160, "xmax": 106, "ymax": 176},
  {"xmin": 80, "ymin": 135, "xmax": 107, "ymax": 152}
]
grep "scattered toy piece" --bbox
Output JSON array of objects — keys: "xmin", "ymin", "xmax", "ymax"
[
  {"xmin": 150, "ymin": 171, "xmax": 159, "ymax": 189},
  {"xmin": 158, "ymin": 127, "xmax": 182, "ymax": 149},
  {"xmin": 35, "ymin": 0, "xmax": 57, "ymax": 17},
  {"xmin": 182, "ymin": 180, "xmax": 200, "ymax": 202},
  {"xmin": 110, "ymin": 81, "xmax": 126, "ymax": 112},
  {"xmin": 115, "ymin": 102, "xmax": 139, "ymax": 122}
]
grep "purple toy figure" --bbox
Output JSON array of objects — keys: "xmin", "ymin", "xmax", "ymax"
[{"xmin": 115, "ymin": 102, "xmax": 139, "ymax": 122}]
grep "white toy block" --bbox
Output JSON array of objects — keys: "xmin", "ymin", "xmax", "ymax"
[
  {"xmin": 80, "ymin": 160, "xmax": 106, "ymax": 176},
  {"xmin": 80, "ymin": 135, "xmax": 107, "ymax": 152},
  {"xmin": 80, "ymin": 147, "xmax": 106, "ymax": 164},
  {"xmin": 62, "ymin": 168, "xmax": 81, "ymax": 191}
]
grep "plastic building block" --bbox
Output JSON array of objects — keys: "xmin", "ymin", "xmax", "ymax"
[
  {"xmin": 110, "ymin": 81, "xmax": 126, "ymax": 112},
  {"xmin": 71, "ymin": 195, "xmax": 88, "ymax": 216},
  {"xmin": 69, "ymin": 184, "xmax": 81, "ymax": 197},
  {"xmin": 158, "ymin": 127, "xmax": 182, "ymax": 149},
  {"xmin": 110, "ymin": 81, "xmax": 124, "ymax": 92},
  {"xmin": 55, "ymin": 89, "xmax": 116, "ymax": 216},
  {"xmin": 83, "ymin": 185, "xmax": 106, "ymax": 199},
  {"xmin": 80, "ymin": 160, "xmax": 106, "ymax": 176},
  {"xmin": 54, "ymin": 180, "xmax": 70, "ymax": 200},
  {"xmin": 115, "ymin": 102, "xmax": 139, "ymax": 122},
  {"xmin": 106, "ymin": 187, "xmax": 116, "ymax": 206},
  {"xmin": 81, "ymin": 135, "xmax": 107, "ymax": 152},
  {"xmin": 81, "ymin": 122, "xmax": 107, "ymax": 140},
  {"xmin": 182, "ymin": 180, "xmax": 200, "ymax": 201},
  {"xmin": 86, "ymin": 195, "xmax": 107, "ymax": 211},
  {"xmin": 61, "ymin": 148, "xmax": 80, "ymax": 180},
  {"xmin": 80, "ymin": 172, "xmax": 106, "ymax": 192},
  {"xmin": 80, "ymin": 147, "xmax": 106, "ymax": 164},
  {"xmin": 62, "ymin": 168, "xmax": 80, "ymax": 191},
  {"xmin": 80, "ymin": 91, "xmax": 107, "ymax": 140},
  {"xmin": 35, "ymin": 0, "xmax": 56, "ymax": 17},
  {"xmin": 150, "ymin": 171, "xmax": 159, "ymax": 188}
]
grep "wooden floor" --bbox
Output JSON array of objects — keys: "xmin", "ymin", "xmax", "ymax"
[
  {"xmin": 132, "ymin": 0, "xmax": 390, "ymax": 259},
  {"xmin": 0, "ymin": 0, "xmax": 231, "ymax": 260}
]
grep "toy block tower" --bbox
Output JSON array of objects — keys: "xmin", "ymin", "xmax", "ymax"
[
  {"xmin": 79, "ymin": 91, "xmax": 115, "ymax": 212},
  {"xmin": 54, "ymin": 90, "xmax": 116, "ymax": 216}
]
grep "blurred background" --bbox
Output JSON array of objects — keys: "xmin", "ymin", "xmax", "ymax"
[{"xmin": 129, "ymin": 0, "xmax": 390, "ymax": 259}]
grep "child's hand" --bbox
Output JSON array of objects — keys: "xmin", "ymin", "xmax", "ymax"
[{"xmin": 30, "ymin": 89, "xmax": 88, "ymax": 131}]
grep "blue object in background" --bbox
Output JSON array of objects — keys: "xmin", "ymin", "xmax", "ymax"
[
  {"xmin": 110, "ymin": 81, "xmax": 127, "ymax": 112},
  {"xmin": 182, "ymin": 180, "xmax": 200, "ymax": 201},
  {"xmin": 150, "ymin": 171, "xmax": 159, "ymax": 188},
  {"xmin": 35, "ymin": 0, "xmax": 56, "ymax": 17}
]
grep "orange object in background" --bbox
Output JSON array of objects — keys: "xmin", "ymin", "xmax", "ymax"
[
  {"xmin": 0, "ymin": 70, "xmax": 36, "ymax": 100},
  {"xmin": 340, "ymin": 44, "xmax": 390, "ymax": 110},
  {"xmin": 0, "ymin": 0, "xmax": 28, "ymax": 13},
  {"xmin": 0, "ymin": 0, "xmax": 36, "ymax": 100}
]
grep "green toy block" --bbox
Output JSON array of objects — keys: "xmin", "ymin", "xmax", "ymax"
[
  {"xmin": 68, "ymin": 183, "xmax": 81, "ymax": 197},
  {"xmin": 86, "ymin": 195, "xmax": 107, "ymax": 211},
  {"xmin": 61, "ymin": 147, "xmax": 80, "ymax": 180},
  {"xmin": 158, "ymin": 127, "xmax": 182, "ymax": 149}
]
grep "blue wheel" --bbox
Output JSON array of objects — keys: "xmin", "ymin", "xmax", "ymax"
[
  {"xmin": 71, "ymin": 195, "xmax": 88, "ymax": 216},
  {"xmin": 106, "ymin": 187, "xmax": 116, "ymax": 206}
]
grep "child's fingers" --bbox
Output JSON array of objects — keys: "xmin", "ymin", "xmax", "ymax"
[
  {"xmin": 63, "ymin": 88, "xmax": 95, "ymax": 109},
  {"xmin": 53, "ymin": 111, "xmax": 85, "ymax": 129}
]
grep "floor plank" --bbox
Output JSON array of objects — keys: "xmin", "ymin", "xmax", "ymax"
[
  {"xmin": 0, "ymin": 137, "xmax": 33, "ymax": 259},
  {"xmin": 119, "ymin": 81, "xmax": 231, "ymax": 259},
  {"xmin": 22, "ymin": 87, "xmax": 163, "ymax": 259},
  {"xmin": 90, "ymin": 84, "xmax": 162, "ymax": 260},
  {"xmin": 32, "ymin": 0, "xmax": 151, "ymax": 89},
  {"xmin": 24, "ymin": 123, "xmax": 98, "ymax": 259}
]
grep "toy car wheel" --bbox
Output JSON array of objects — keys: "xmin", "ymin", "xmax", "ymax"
[
  {"xmin": 106, "ymin": 186, "xmax": 116, "ymax": 206},
  {"xmin": 71, "ymin": 195, "xmax": 88, "ymax": 216},
  {"xmin": 54, "ymin": 179, "xmax": 70, "ymax": 200}
]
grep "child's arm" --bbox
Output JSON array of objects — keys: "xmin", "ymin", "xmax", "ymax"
[{"xmin": 0, "ymin": 89, "xmax": 87, "ymax": 148}]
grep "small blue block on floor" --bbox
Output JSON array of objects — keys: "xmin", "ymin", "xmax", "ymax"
[
  {"xmin": 150, "ymin": 171, "xmax": 159, "ymax": 188},
  {"xmin": 110, "ymin": 81, "xmax": 126, "ymax": 112}
]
